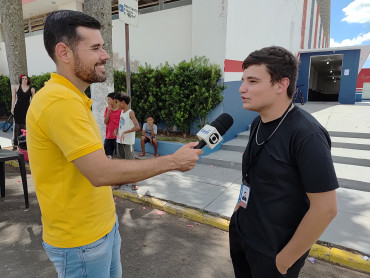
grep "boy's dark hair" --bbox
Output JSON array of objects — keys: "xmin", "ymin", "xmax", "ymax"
[
  {"xmin": 122, "ymin": 95, "xmax": 131, "ymax": 105},
  {"xmin": 107, "ymin": 92, "xmax": 116, "ymax": 99},
  {"xmin": 146, "ymin": 115, "xmax": 154, "ymax": 120},
  {"xmin": 114, "ymin": 93, "xmax": 124, "ymax": 101},
  {"xmin": 114, "ymin": 93, "xmax": 131, "ymax": 105},
  {"xmin": 19, "ymin": 74, "xmax": 31, "ymax": 86},
  {"xmin": 44, "ymin": 10, "xmax": 101, "ymax": 61},
  {"xmin": 242, "ymin": 46, "xmax": 298, "ymax": 98}
]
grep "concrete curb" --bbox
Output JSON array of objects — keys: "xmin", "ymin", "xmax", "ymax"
[{"xmin": 113, "ymin": 190, "xmax": 370, "ymax": 274}]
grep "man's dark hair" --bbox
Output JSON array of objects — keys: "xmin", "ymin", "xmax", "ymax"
[
  {"xmin": 242, "ymin": 46, "xmax": 298, "ymax": 98},
  {"xmin": 107, "ymin": 92, "xmax": 116, "ymax": 99},
  {"xmin": 43, "ymin": 10, "xmax": 101, "ymax": 61},
  {"xmin": 114, "ymin": 93, "xmax": 130, "ymax": 105}
]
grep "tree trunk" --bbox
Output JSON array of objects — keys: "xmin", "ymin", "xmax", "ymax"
[
  {"xmin": 84, "ymin": 0, "xmax": 114, "ymax": 139},
  {"xmin": 0, "ymin": 0, "xmax": 28, "ymax": 87}
]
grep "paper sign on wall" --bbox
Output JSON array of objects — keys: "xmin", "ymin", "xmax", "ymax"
[{"xmin": 344, "ymin": 69, "xmax": 349, "ymax": 76}]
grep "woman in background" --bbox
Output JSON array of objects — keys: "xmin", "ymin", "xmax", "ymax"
[{"xmin": 11, "ymin": 74, "xmax": 35, "ymax": 150}]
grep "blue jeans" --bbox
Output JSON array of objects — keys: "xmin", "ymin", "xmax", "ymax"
[{"xmin": 43, "ymin": 217, "xmax": 122, "ymax": 278}]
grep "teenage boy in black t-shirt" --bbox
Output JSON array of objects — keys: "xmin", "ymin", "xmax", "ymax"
[{"xmin": 229, "ymin": 46, "xmax": 338, "ymax": 278}]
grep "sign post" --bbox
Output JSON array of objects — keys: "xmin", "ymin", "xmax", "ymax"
[{"xmin": 119, "ymin": 0, "xmax": 138, "ymax": 98}]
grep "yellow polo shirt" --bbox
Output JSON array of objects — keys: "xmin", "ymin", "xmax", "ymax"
[{"xmin": 26, "ymin": 73, "xmax": 116, "ymax": 248}]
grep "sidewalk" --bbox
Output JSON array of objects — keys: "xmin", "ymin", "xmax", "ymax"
[{"xmin": 1, "ymin": 169, "xmax": 368, "ymax": 278}]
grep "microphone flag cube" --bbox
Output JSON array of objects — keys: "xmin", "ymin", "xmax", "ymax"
[{"xmin": 196, "ymin": 124, "xmax": 223, "ymax": 149}]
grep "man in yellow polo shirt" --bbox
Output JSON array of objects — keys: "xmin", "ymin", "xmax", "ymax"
[{"xmin": 26, "ymin": 10, "xmax": 203, "ymax": 278}]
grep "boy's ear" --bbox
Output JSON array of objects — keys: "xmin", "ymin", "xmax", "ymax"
[{"xmin": 277, "ymin": 77, "xmax": 290, "ymax": 95}]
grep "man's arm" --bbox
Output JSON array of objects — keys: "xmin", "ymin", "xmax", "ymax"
[
  {"xmin": 73, "ymin": 142, "xmax": 203, "ymax": 187},
  {"xmin": 276, "ymin": 190, "xmax": 337, "ymax": 274}
]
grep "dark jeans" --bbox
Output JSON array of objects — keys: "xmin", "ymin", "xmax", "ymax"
[
  {"xmin": 13, "ymin": 123, "xmax": 26, "ymax": 147},
  {"xmin": 104, "ymin": 139, "xmax": 117, "ymax": 156},
  {"xmin": 229, "ymin": 212, "xmax": 309, "ymax": 278}
]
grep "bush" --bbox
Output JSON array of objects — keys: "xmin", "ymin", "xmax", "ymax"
[
  {"xmin": 119, "ymin": 57, "xmax": 225, "ymax": 136},
  {"xmin": 0, "ymin": 75, "xmax": 11, "ymax": 116},
  {"xmin": 30, "ymin": 73, "xmax": 51, "ymax": 92}
]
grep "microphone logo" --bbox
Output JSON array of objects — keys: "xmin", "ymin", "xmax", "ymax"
[{"xmin": 209, "ymin": 133, "xmax": 220, "ymax": 145}]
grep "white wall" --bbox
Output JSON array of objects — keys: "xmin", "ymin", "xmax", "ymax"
[
  {"xmin": 304, "ymin": 0, "xmax": 315, "ymax": 49},
  {"xmin": 26, "ymin": 33, "xmax": 56, "ymax": 75},
  {"xmin": 224, "ymin": 0, "xmax": 304, "ymax": 81},
  {"xmin": 0, "ymin": 42, "xmax": 9, "ymax": 75},
  {"xmin": 112, "ymin": 5, "xmax": 192, "ymax": 71},
  {"xmin": 1, "ymin": 2, "xmax": 227, "ymax": 76},
  {"xmin": 191, "ymin": 0, "xmax": 227, "ymax": 72},
  {"xmin": 0, "ymin": 32, "xmax": 55, "ymax": 77}
]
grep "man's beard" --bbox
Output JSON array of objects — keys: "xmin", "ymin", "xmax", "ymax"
[{"xmin": 74, "ymin": 54, "xmax": 107, "ymax": 84}]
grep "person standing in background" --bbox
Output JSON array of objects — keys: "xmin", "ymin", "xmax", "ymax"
[
  {"xmin": 104, "ymin": 92, "xmax": 121, "ymax": 158},
  {"xmin": 114, "ymin": 94, "xmax": 140, "ymax": 190},
  {"xmin": 11, "ymin": 74, "xmax": 35, "ymax": 150}
]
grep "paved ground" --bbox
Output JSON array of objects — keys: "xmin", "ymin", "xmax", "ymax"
[{"xmin": 0, "ymin": 167, "xmax": 369, "ymax": 278}]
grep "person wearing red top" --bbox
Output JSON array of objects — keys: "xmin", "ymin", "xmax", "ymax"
[{"xmin": 103, "ymin": 92, "xmax": 121, "ymax": 158}]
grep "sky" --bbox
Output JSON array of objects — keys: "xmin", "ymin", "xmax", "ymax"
[{"xmin": 330, "ymin": 0, "xmax": 370, "ymax": 68}]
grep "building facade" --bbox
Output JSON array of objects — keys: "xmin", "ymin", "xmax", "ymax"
[{"xmin": 0, "ymin": 0, "xmax": 344, "ymax": 139}]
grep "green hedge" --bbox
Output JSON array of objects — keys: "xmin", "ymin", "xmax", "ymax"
[
  {"xmin": 0, "ymin": 57, "xmax": 225, "ymax": 136},
  {"xmin": 126, "ymin": 57, "xmax": 225, "ymax": 136},
  {"xmin": 0, "ymin": 75, "xmax": 11, "ymax": 115}
]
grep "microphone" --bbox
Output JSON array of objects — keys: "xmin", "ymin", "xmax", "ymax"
[{"xmin": 195, "ymin": 113, "xmax": 234, "ymax": 149}]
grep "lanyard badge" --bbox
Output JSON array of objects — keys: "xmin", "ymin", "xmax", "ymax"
[{"xmin": 237, "ymin": 180, "xmax": 251, "ymax": 209}]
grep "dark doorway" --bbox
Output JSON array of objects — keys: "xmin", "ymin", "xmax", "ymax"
[{"xmin": 308, "ymin": 54, "xmax": 343, "ymax": 101}]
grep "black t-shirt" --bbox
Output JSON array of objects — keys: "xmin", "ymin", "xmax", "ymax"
[{"xmin": 236, "ymin": 106, "xmax": 339, "ymax": 257}]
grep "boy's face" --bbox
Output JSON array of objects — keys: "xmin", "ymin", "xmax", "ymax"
[
  {"xmin": 147, "ymin": 117, "xmax": 154, "ymax": 125},
  {"xmin": 239, "ymin": 64, "xmax": 280, "ymax": 112},
  {"xmin": 107, "ymin": 97, "xmax": 115, "ymax": 107},
  {"xmin": 117, "ymin": 100, "xmax": 126, "ymax": 109}
]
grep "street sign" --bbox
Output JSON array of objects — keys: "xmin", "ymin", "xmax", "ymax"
[{"xmin": 119, "ymin": 0, "xmax": 138, "ymax": 27}]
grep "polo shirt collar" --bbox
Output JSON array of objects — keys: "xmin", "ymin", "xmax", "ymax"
[{"xmin": 49, "ymin": 73, "xmax": 93, "ymax": 108}]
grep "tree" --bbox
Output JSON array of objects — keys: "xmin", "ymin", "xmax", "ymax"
[
  {"xmin": 0, "ymin": 0, "xmax": 28, "ymax": 88},
  {"xmin": 84, "ymin": 0, "xmax": 114, "ymax": 139}
]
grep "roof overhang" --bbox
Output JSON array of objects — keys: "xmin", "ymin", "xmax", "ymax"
[
  {"xmin": 317, "ymin": 0, "xmax": 330, "ymax": 42},
  {"xmin": 300, "ymin": 45, "xmax": 370, "ymax": 73}
]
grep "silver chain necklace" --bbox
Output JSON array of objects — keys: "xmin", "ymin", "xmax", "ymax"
[{"xmin": 255, "ymin": 103, "xmax": 293, "ymax": 146}]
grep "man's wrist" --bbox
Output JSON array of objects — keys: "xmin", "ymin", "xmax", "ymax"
[{"xmin": 166, "ymin": 154, "xmax": 179, "ymax": 171}]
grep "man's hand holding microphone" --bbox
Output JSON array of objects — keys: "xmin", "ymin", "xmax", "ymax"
[{"xmin": 172, "ymin": 113, "xmax": 234, "ymax": 172}]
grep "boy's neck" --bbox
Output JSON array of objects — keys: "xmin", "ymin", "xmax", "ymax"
[{"xmin": 123, "ymin": 106, "xmax": 129, "ymax": 112}]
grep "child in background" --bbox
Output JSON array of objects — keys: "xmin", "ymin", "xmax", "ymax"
[
  {"xmin": 104, "ymin": 92, "xmax": 121, "ymax": 158},
  {"xmin": 140, "ymin": 116, "xmax": 159, "ymax": 157},
  {"xmin": 114, "ymin": 94, "xmax": 140, "ymax": 190}
]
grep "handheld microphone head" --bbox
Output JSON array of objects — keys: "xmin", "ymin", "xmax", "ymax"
[
  {"xmin": 195, "ymin": 113, "xmax": 234, "ymax": 149},
  {"xmin": 209, "ymin": 113, "xmax": 234, "ymax": 136}
]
